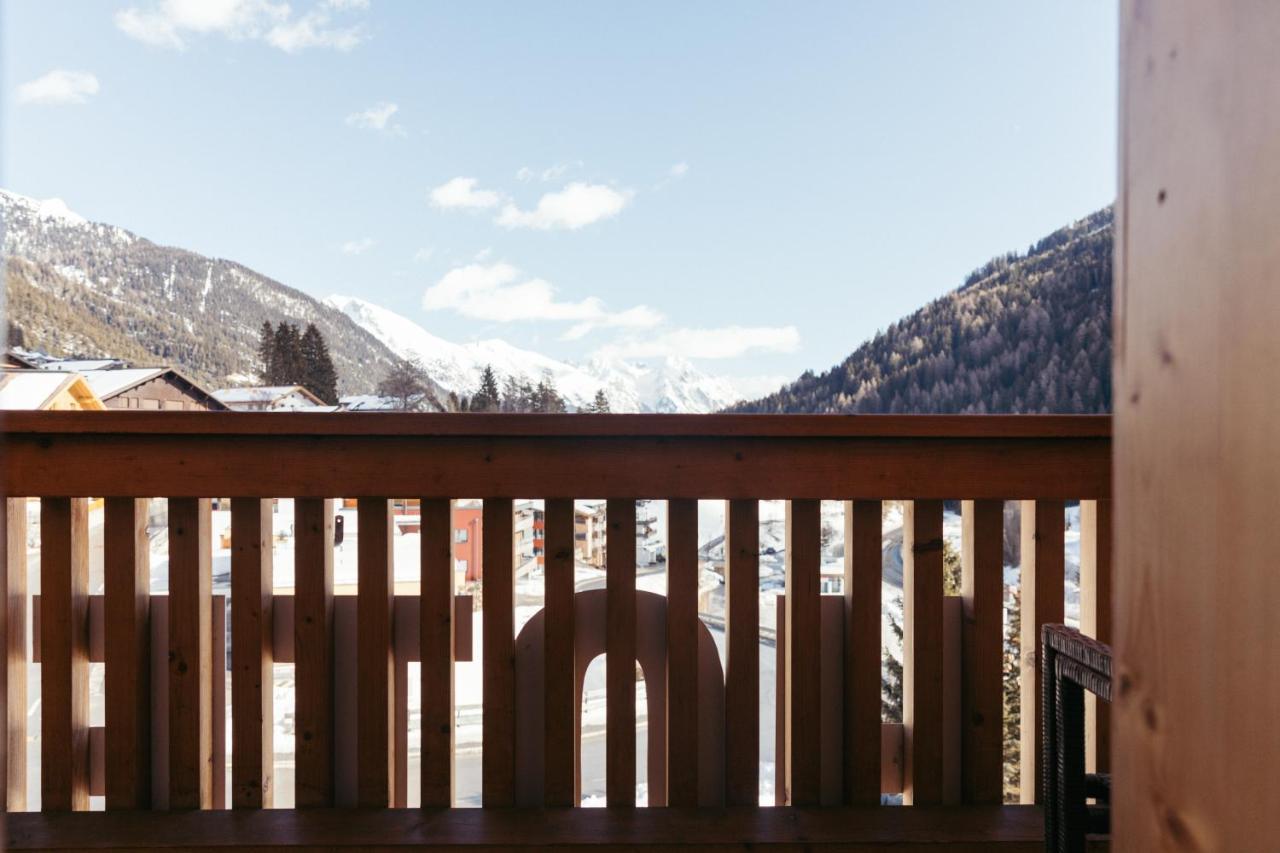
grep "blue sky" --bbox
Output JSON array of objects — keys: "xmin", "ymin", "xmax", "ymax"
[{"xmin": 2, "ymin": 1, "xmax": 1117, "ymax": 386}]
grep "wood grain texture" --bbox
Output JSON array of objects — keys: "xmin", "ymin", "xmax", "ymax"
[
  {"xmin": 541, "ymin": 498, "xmax": 574, "ymax": 807},
  {"xmin": 960, "ymin": 500, "xmax": 1003, "ymax": 805},
  {"xmin": 420, "ymin": 498, "xmax": 454, "ymax": 808},
  {"xmin": 230, "ymin": 499, "xmax": 273, "ymax": 809},
  {"xmin": 903, "ymin": 500, "xmax": 944, "ymax": 806},
  {"xmin": 1114, "ymin": 5, "xmax": 1280, "ymax": 845},
  {"xmin": 784, "ymin": 499, "xmax": 820, "ymax": 806},
  {"xmin": 40, "ymin": 497, "xmax": 90, "ymax": 812},
  {"xmin": 665, "ymin": 498, "xmax": 699, "ymax": 807},
  {"xmin": 1017, "ymin": 500, "xmax": 1063, "ymax": 805},
  {"xmin": 356, "ymin": 499, "xmax": 394, "ymax": 807},
  {"xmin": 723, "ymin": 499, "xmax": 759, "ymax": 807},
  {"xmin": 843, "ymin": 500, "xmax": 882, "ymax": 805},
  {"xmin": 168, "ymin": 498, "xmax": 213, "ymax": 810},
  {"xmin": 481, "ymin": 498, "xmax": 515, "ymax": 807},
  {"xmin": 605, "ymin": 499, "xmax": 636, "ymax": 807},
  {"xmin": 295, "ymin": 498, "xmax": 334, "ymax": 807},
  {"xmin": 3, "ymin": 498, "xmax": 27, "ymax": 810},
  {"xmin": 2, "ymin": 431, "xmax": 1110, "ymax": 501},
  {"xmin": 104, "ymin": 497, "xmax": 151, "ymax": 809},
  {"xmin": 1078, "ymin": 499, "xmax": 1111, "ymax": 776}
]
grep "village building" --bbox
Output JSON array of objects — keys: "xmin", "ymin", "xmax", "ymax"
[
  {"xmin": 212, "ymin": 385, "xmax": 325, "ymax": 411},
  {"xmin": 0, "ymin": 369, "xmax": 105, "ymax": 410}
]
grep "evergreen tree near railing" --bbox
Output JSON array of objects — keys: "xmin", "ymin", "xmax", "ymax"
[{"xmin": 257, "ymin": 320, "xmax": 340, "ymax": 404}]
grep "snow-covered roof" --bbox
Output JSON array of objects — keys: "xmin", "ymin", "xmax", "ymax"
[
  {"xmin": 0, "ymin": 371, "xmax": 103, "ymax": 410},
  {"xmin": 339, "ymin": 394, "xmax": 401, "ymax": 412},
  {"xmin": 212, "ymin": 385, "xmax": 324, "ymax": 407},
  {"xmin": 82, "ymin": 368, "xmax": 165, "ymax": 400},
  {"xmin": 39, "ymin": 358, "xmax": 128, "ymax": 373}
]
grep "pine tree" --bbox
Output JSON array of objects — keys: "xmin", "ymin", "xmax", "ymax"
[
  {"xmin": 534, "ymin": 375, "xmax": 566, "ymax": 413},
  {"xmin": 470, "ymin": 365, "xmax": 501, "ymax": 412},
  {"xmin": 299, "ymin": 323, "xmax": 338, "ymax": 404},
  {"xmin": 272, "ymin": 322, "xmax": 303, "ymax": 385},
  {"xmin": 882, "ymin": 593, "xmax": 904, "ymax": 724},
  {"xmin": 257, "ymin": 321, "xmax": 276, "ymax": 383},
  {"xmin": 1003, "ymin": 585, "xmax": 1022, "ymax": 802},
  {"xmin": 588, "ymin": 389, "xmax": 611, "ymax": 413},
  {"xmin": 943, "ymin": 537, "xmax": 963, "ymax": 596}
]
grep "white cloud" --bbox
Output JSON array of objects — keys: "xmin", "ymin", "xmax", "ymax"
[
  {"xmin": 340, "ymin": 237, "xmax": 374, "ymax": 255},
  {"xmin": 114, "ymin": 0, "xmax": 365, "ymax": 53},
  {"xmin": 594, "ymin": 325, "xmax": 801, "ymax": 361},
  {"xmin": 429, "ymin": 177, "xmax": 502, "ymax": 210},
  {"xmin": 516, "ymin": 161, "xmax": 582, "ymax": 183},
  {"xmin": 496, "ymin": 182, "xmax": 631, "ymax": 231},
  {"xmin": 423, "ymin": 261, "xmax": 662, "ymax": 336},
  {"xmin": 412, "ymin": 247, "xmax": 435, "ymax": 263},
  {"xmin": 345, "ymin": 101, "xmax": 400, "ymax": 132},
  {"xmin": 669, "ymin": 161, "xmax": 689, "ymax": 178},
  {"xmin": 16, "ymin": 70, "xmax": 100, "ymax": 105}
]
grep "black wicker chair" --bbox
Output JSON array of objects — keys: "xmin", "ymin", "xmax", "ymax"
[{"xmin": 1041, "ymin": 624, "xmax": 1112, "ymax": 853}]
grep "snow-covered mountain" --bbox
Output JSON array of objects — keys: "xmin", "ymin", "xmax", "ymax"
[{"xmin": 326, "ymin": 295, "xmax": 746, "ymax": 413}]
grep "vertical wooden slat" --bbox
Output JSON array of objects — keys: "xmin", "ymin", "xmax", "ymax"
[
  {"xmin": 960, "ymin": 499, "xmax": 1003, "ymax": 804},
  {"xmin": 784, "ymin": 499, "xmax": 820, "ymax": 806},
  {"xmin": 40, "ymin": 497, "xmax": 90, "ymax": 811},
  {"xmin": 295, "ymin": 498, "xmax": 334, "ymax": 807},
  {"xmin": 3, "ymin": 498, "xmax": 28, "ymax": 810},
  {"xmin": 421, "ymin": 498, "xmax": 455, "ymax": 808},
  {"xmin": 1018, "ymin": 498, "xmax": 1064, "ymax": 804},
  {"xmin": 665, "ymin": 498, "xmax": 699, "ymax": 807},
  {"xmin": 169, "ymin": 497, "xmax": 212, "ymax": 810},
  {"xmin": 542, "ymin": 498, "xmax": 574, "ymax": 807},
  {"xmin": 903, "ymin": 499, "xmax": 944, "ymax": 806},
  {"xmin": 1079, "ymin": 498, "xmax": 1111, "ymax": 774},
  {"xmin": 357, "ymin": 498, "xmax": 394, "ymax": 807},
  {"xmin": 605, "ymin": 498, "xmax": 636, "ymax": 807},
  {"xmin": 481, "ymin": 498, "xmax": 515, "ymax": 807},
  {"xmin": 843, "ymin": 499, "xmax": 881, "ymax": 805},
  {"xmin": 231, "ymin": 498, "xmax": 272, "ymax": 809},
  {"xmin": 724, "ymin": 499, "xmax": 758, "ymax": 806},
  {"xmin": 104, "ymin": 497, "xmax": 151, "ymax": 809}
]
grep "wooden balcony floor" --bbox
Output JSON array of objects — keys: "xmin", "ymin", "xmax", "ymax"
[{"xmin": 6, "ymin": 806, "xmax": 1044, "ymax": 852}]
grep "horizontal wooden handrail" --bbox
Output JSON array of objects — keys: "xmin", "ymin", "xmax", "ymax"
[{"xmin": 0, "ymin": 412, "xmax": 1111, "ymax": 499}]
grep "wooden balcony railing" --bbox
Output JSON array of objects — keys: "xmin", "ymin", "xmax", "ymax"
[{"xmin": 0, "ymin": 411, "xmax": 1111, "ymax": 850}]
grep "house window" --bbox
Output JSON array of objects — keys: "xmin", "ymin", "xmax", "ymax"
[
  {"xmin": 455, "ymin": 528, "xmax": 468, "ymax": 543},
  {"xmin": 455, "ymin": 558, "xmax": 468, "ymax": 574}
]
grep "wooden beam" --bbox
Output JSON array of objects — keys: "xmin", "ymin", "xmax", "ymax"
[
  {"xmin": 3, "ymin": 498, "xmax": 27, "ymax": 811},
  {"xmin": 356, "ymin": 498, "xmax": 394, "ymax": 807},
  {"xmin": 168, "ymin": 497, "xmax": 212, "ymax": 810},
  {"xmin": 666, "ymin": 498, "xmax": 699, "ymax": 807},
  {"xmin": 481, "ymin": 498, "xmax": 515, "ymax": 807},
  {"xmin": 1017, "ymin": 500, "xmax": 1063, "ymax": 804},
  {"xmin": 784, "ymin": 499, "xmax": 821, "ymax": 806},
  {"xmin": 230, "ymin": 499, "xmax": 273, "ymax": 809},
  {"xmin": 40, "ymin": 497, "xmax": 90, "ymax": 811},
  {"xmin": 420, "ymin": 498, "xmax": 454, "ymax": 808},
  {"xmin": 843, "ymin": 500, "xmax": 881, "ymax": 805},
  {"xmin": 605, "ymin": 499, "xmax": 636, "ymax": 807},
  {"xmin": 542, "ymin": 498, "xmax": 574, "ymax": 807},
  {"xmin": 104, "ymin": 497, "xmax": 151, "ymax": 809},
  {"xmin": 1079, "ymin": 499, "xmax": 1111, "ymax": 775},
  {"xmin": 903, "ymin": 500, "xmax": 944, "ymax": 806},
  {"xmin": 723, "ymin": 499, "xmax": 759, "ymax": 807},
  {"xmin": 960, "ymin": 500, "xmax": 1003, "ymax": 804},
  {"xmin": 295, "ymin": 498, "xmax": 334, "ymax": 807}
]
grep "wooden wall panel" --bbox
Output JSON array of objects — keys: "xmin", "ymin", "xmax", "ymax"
[
  {"xmin": 605, "ymin": 499, "xmax": 636, "ymax": 807},
  {"xmin": 1017, "ymin": 500, "xmax": 1063, "ymax": 804},
  {"xmin": 1079, "ymin": 499, "xmax": 1111, "ymax": 775},
  {"xmin": 542, "ymin": 499, "xmax": 574, "ymax": 807},
  {"xmin": 960, "ymin": 500, "xmax": 1003, "ymax": 804},
  {"xmin": 3, "ymin": 498, "xmax": 27, "ymax": 810},
  {"xmin": 356, "ymin": 498, "xmax": 394, "ymax": 807},
  {"xmin": 168, "ymin": 498, "xmax": 212, "ymax": 810},
  {"xmin": 723, "ymin": 499, "xmax": 759, "ymax": 807},
  {"xmin": 481, "ymin": 498, "xmax": 514, "ymax": 807},
  {"xmin": 843, "ymin": 500, "xmax": 881, "ymax": 805},
  {"xmin": 903, "ymin": 500, "xmax": 943, "ymax": 806},
  {"xmin": 294, "ymin": 498, "xmax": 334, "ymax": 807},
  {"xmin": 40, "ymin": 498, "xmax": 90, "ymax": 811},
  {"xmin": 665, "ymin": 498, "xmax": 699, "ymax": 807},
  {"xmin": 230, "ymin": 499, "xmax": 272, "ymax": 809},
  {"xmin": 420, "ymin": 498, "xmax": 455, "ymax": 808},
  {"xmin": 104, "ymin": 497, "xmax": 151, "ymax": 809},
  {"xmin": 1115, "ymin": 4, "xmax": 1280, "ymax": 846},
  {"xmin": 784, "ymin": 499, "xmax": 820, "ymax": 806}
]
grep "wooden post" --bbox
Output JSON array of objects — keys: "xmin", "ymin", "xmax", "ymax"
[
  {"xmin": 2, "ymin": 498, "xmax": 27, "ymax": 811},
  {"xmin": 230, "ymin": 499, "xmax": 272, "ymax": 809},
  {"xmin": 665, "ymin": 498, "xmax": 699, "ymax": 806},
  {"xmin": 1018, "ymin": 499, "xmax": 1063, "ymax": 804},
  {"xmin": 481, "ymin": 498, "xmax": 515, "ymax": 807},
  {"xmin": 295, "ymin": 498, "xmax": 334, "ymax": 806},
  {"xmin": 421, "ymin": 498, "xmax": 455, "ymax": 808},
  {"xmin": 843, "ymin": 500, "xmax": 881, "ymax": 805},
  {"xmin": 903, "ymin": 499, "xmax": 943, "ymax": 806},
  {"xmin": 1079, "ymin": 499, "xmax": 1111, "ymax": 775},
  {"xmin": 605, "ymin": 499, "xmax": 636, "ymax": 807},
  {"xmin": 168, "ymin": 497, "xmax": 212, "ymax": 810},
  {"xmin": 542, "ymin": 498, "xmax": 574, "ymax": 807},
  {"xmin": 724, "ymin": 499, "xmax": 759, "ymax": 807},
  {"xmin": 104, "ymin": 497, "xmax": 151, "ymax": 809},
  {"xmin": 960, "ymin": 500, "xmax": 1003, "ymax": 804},
  {"xmin": 784, "ymin": 499, "xmax": 820, "ymax": 806},
  {"xmin": 357, "ymin": 498, "xmax": 394, "ymax": 807}
]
